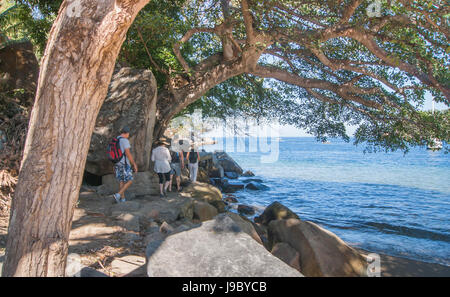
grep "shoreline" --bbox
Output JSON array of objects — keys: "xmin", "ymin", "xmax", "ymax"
[{"xmin": 357, "ymin": 248, "xmax": 450, "ymax": 277}]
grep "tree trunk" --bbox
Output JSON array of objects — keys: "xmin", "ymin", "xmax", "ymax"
[{"xmin": 2, "ymin": 0, "xmax": 149, "ymax": 277}]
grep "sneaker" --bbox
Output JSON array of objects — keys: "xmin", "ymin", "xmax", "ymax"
[
  {"xmin": 120, "ymin": 198, "xmax": 126, "ymax": 203},
  {"xmin": 112, "ymin": 193, "xmax": 121, "ymax": 204},
  {"xmin": 159, "ymin": 193, "xmax": 164, "ymax": 198}
]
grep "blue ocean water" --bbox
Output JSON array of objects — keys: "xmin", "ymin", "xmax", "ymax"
[{"xmin": 204, "ymin": 137, "xmax": 450, "ymax": 266}]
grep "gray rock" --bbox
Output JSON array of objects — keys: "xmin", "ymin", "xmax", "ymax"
[
  {"xmin": 237, "ymin": 204, "xmax": 256, "ymax": 216},
  {"xmin": 224, "ymin": 171, "xmax": 239, "ymax": 179},
  {"xmin": 114, "ymin": 213, "xmax": 140, "ymax": 232},
  {"xmin": 109, "ymin": 201, "xmax": 141, "ymax": 215},
  {"xmin": 110, "ymin": 255, "xmax": 147, "ymax": 277},
  {"xmin": 86, "ymin": 67, "xmax": 157, "ymax": 176},
  {"xmin": 245, "ymin": 182, "xmax": 269, "ymax": 191},
  {"xmin": 254, "ymin": 201, "xmax": 300, "ymax": 226},
  {"xmin": 146, "ymin": 214, "xmax": 303, "ymax": 277},
  {"xmin": 137, "ymin": 196, "xmax": 194, "ymax": 223},
  {"xmin": 242, "ymin": 170, "xmax": 255, "ymax": 177},
  {"xmin": 214, "ymin": 151, "xmax": 243, "ymax": 175},
  {"xmin": 193, "ymin": 200, "xmax": 218, "ymax": 221},
  {"xmin": 101, "ymin": 171, "xmax": 160, "ymax": 196}
]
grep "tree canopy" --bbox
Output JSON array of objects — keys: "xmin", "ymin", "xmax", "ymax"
[{"xmin": 9, "ymin": 0, "xmax": 450, "ymax": 152}]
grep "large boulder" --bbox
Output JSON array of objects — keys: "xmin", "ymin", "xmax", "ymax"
[
  {"xmin": 146, "ymin": 214, "xmax": 303, "ymax": 277},
  {"xmin": 268, "ymin": 218, "xmax": 367, "ymax": 277},
  {"xmin": 0, "ymin": 41, "xmax": 39, "ymax": 93},
  {"xmin": 193, "ymin": 200, "xmax": 218, "ymax": 222},
  {"xmin": 183, "ymin": 182, "xmax": 226, "ymax": 213},
  {"xmin": 100, "ymin": 171, "xmax": 160, "ymax": 196},
  {"xmin": 214, "ymin": 151, "xmax": 243, "ymax": 175},
  {"xmin": 254, "ymin": 201, "xmax": 300, "ymax": 225},
  {"xmin": 86, "ymin": 67, "xmax": 157, "ymax": 176}
]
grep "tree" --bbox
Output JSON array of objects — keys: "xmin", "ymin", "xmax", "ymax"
[
  {"xmin": 123, "ymin": 0, "xmax": 449, "ymax": 151},
  {"xmin": 2, "ymin": 0, "xmax": 149, "ymax": 277}
]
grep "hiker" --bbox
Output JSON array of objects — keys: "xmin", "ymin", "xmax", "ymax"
[
  {"xmin": 111, "ymin": 126, "xmax": 138, "ymax": 203},
  {"xmin": 186, "ymin": 146, "xmax": 200, "ymax": 182},
  {"xmin": 151, "ymin": 140, "xmax": 172, "ymax": 197},
  {"xmin": 169, "ymin": 147, "xmax": 184, "ymax": 192}
]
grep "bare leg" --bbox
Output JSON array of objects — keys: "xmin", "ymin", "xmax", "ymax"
[
  {"xmin": 159, "ymin": 183, "xmax": 164, "ymax": 195},
  {"xmin": 176, "ymin": 176, "xmax": 181, "ymax": 190},
  {"xmin": 118, "ymin": 180, "xmax": 133, "ymax": 197},
  {"xmin": 169, "ymin": 174, "xmax": 173, "ymax": 191}
]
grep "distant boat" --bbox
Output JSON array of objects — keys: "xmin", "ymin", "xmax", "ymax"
[
  {"xmin": 322, "ymin": 141, "xmax": 331, "ymax": 144},
  {"xmin": 427, "ymin": 100, "xmax": 443, "ymax": 150}
]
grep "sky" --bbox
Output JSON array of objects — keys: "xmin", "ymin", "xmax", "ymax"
[{"xmin": 202, "ymin": 93, "xmax": 448, "ymax": 138}]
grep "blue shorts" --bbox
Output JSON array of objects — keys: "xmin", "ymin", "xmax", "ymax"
[{"xmin": 114, "ymin": 163, "xmax": 134, "ymax": 183}]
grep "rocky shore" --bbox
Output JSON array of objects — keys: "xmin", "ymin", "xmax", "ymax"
[{"xmin": 1, "ymin": 151, "xmax": 449, "ymax": 277}]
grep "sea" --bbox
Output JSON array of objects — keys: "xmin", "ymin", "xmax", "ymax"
[{"xmin": 203, "ymin": 137, "xmax": 450, "ymax": 266}]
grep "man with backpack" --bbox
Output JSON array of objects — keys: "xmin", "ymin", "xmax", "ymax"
[
  {"xmin": 109, "ymin": 126, "xmax": 138, "ymax": 203},
  {"xmin": 186, "ymin": 146, "xmax": 200, "ymax": 182}
]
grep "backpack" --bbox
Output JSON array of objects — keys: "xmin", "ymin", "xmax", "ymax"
[
  {"xmin": 189, "ymin": 150, "xmax": 198, "ymax": 163},
  {"xmin": 107, "ymin": 137, "xmax": 124, "ymax": 164}
]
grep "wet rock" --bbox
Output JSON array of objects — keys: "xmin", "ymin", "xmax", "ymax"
[
  {"xmin": 224, "ymin": 171, "xmax": 240, "ymax": 179},
  {"xmin": 245, "ymin": 182, "xmax": 269, "ymax": 191},
  {"xmin": 242, "ymin": 170, "xmax": 255, "ymax": 177},
  {"xmin": 237, "ymin": 204, "xmax": 256, "ymax": 216}
]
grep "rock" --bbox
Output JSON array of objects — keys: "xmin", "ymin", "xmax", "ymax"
[
  {"xmin": 114, "ymin": 213, "xmax": 140, "ymax": 232},
  {"xmin": 110, "ymin": 255, "xmax": 147, "ymax": 277},
  {"xmin": 268, "ymin": 219, "xmax": 367, "ymax": 277},
  {"xmin": 86, "ymin": 67, "xmax": 157, "ymax": 176},
  {"xmin": 252, "ymin": 222, "xmax": 270, "ymax": 250},
  {"xmin": 224, "ymin": 196, "xmax": 238, "ymax": 203},
  {"xmin": 214, "ymin": 151, "xmax": 243, "ymax": 175},
  {"xmin": 69, "ymin": 223, "xmax": 123, "ymax": 243},
  {"xmin": 221, "ymin": 180, "xmax": 245, "ymax": 193},
  {"xmin": 193, "ymin": 201, "xmax": 218, "ymax": 222},
  {"xmin": 237, "ymin": 204, "xmax": 256, "ymax": 216},
  {"xmin": 196, "ymin": 167, "xmax": 210, "ymax": 183},
  {"xmin": 183, "ymin": 182, "xmax": 226, "ymax": 213},
  {"xmin": 208, "ymin": 164, "xmax": 224, "ymax": 178},
  {"xmin": 79, "ymin": 267, "xmax": 109, "ymax": 277},
  {"xmin": 146, "ymin": 214, "xmax": 303, "ymax": 277},
  {"xmin": 245, "ymin": 182, "xmax": 269, "ymax": 191},
  {"xmin": 101, "ymin": 171, "xmax": 160, "ymax": 196},
  {"xmin": 271, "ymin": 242, "xmax": 301, "ymax": 271},
  {"xmin": 224, "ymin": 171, "xmax": 239, "ymax": 179},
  {"xmin": 159, "ymin": 221, "xmax": 175, "ymax": 234},
  {"xmin": 137, "ymin": 196, "xmax": 194, "ymax": 223},
  {"xmin": 0, "ymin": 251, "xmax": 4, "ymax": 277},
  {"xmin": 254, "ymin": 201, "xmax": 300, "ymax": 225},
  {"xmin": 242, "ymin": 170, "xmax": 255, "ymax": 177},
  {"xmin": 226, "ymin": 212, "xmax": 263, "ymax": 245},
  {"xmin": 109, "ymin": 201, "xmax": 141, "ymax": 215},
  {"xmin": 0, "ymin": 41, "xmax": 39, "ymax": 93}
]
